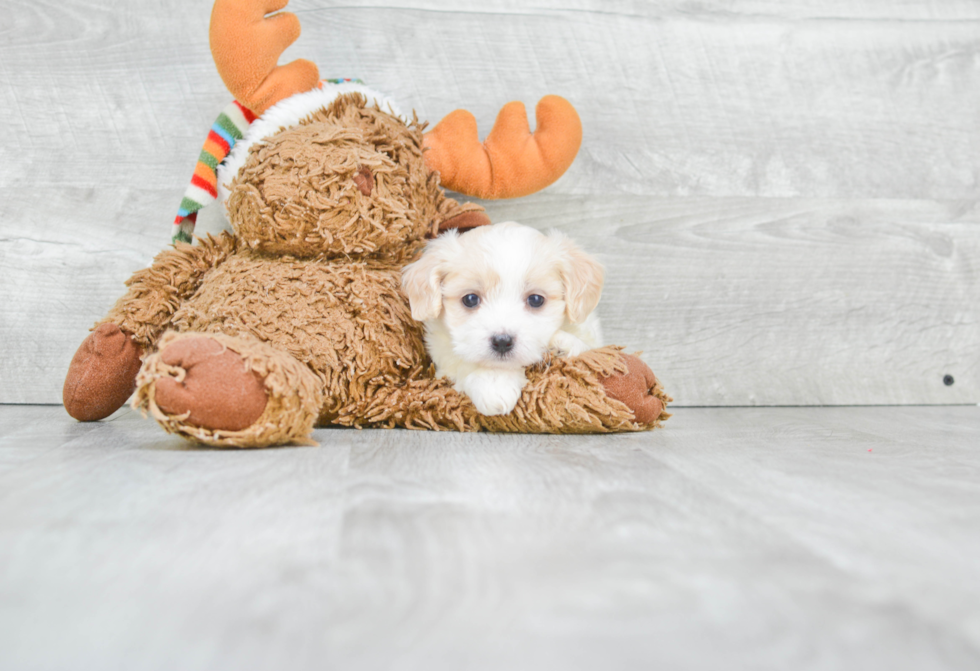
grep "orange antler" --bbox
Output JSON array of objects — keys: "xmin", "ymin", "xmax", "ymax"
[
  {"xmin": 209, "ymin": 0, "xmax": 320, "ymax": 115},
  {"xmin": 423, "ymin": 95, "xmax": 583, "ymax": 199}
]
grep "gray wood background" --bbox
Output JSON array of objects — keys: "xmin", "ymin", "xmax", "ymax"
[{"xmin": 1, "ymin": 0, "xmax": 978, "ymax": 406}]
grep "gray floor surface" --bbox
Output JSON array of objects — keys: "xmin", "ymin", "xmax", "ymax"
[{"xmin": 1, "ymin": 404, "xmax": 978, "ymax": 670}]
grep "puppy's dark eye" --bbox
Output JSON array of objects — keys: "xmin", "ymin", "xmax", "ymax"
[
  {"xmin": 462, "ymin": 294, "xmax": 481, "ymax": 308},
  {"xmin": 526, "ymin": 294, "xmax": 545, "ymax": 308}
]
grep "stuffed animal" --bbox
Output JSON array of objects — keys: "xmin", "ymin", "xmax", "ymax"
[{"xmin": 62, "ymin": 0, "xmax": 670, "ymax": 447}]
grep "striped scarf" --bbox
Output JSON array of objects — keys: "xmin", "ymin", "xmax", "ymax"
[
  {"xmin": 172, "ymin": 79, "xmax": 365, "ymax": 244},
  {"xmin": 172, "ymin": 100, "xmax": 256, "ymax": 244}
]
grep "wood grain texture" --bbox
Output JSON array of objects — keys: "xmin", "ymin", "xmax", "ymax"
[
  {"xmin": 488, "ymin": 194, "xmax": 980, "ymax": 406},
  {"xmin": 1, "ymin": 0, "xmax": 978, "ymax": 404},
  {"xmin": 1, "ymin": 405, "xmax": 979, "ymax": 670}
]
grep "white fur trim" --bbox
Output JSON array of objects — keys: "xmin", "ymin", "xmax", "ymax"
[
  {"xmin": 217, "ymin": 83, "xmax": 403, "ymax": 211},
  {"xmin": 223, "ymin": 102, "xmax": 252, "ymax": 132}
]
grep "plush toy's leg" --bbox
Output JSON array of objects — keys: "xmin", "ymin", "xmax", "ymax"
[
  {"xmin": 350, "ymin": 347, "xmax": 670, "ymax": 433},
  {"xmin": 63, "ymin": 323, "xmax": 144, "ymax": 421},
  {"xmin": 133, "ymin": 331, "xmax": 324, "ymax": 448},
  {"xmin": 63, "ymin": 234, "xmax": 238, "ymax": 422}
]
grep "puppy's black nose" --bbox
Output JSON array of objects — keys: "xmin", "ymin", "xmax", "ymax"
[{"xmin": 490, "ymin": 333, "xmax": 515, "ymax": 354}]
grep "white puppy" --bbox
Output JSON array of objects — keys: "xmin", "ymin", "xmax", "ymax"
[{"xmin": 401, "ymin": 221, "xmax": 604, "ymax": 416}]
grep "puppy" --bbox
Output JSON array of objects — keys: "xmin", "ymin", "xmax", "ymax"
[{"xmin": 401, "ymin": 221, "xmax": 604, "ymax": 416}]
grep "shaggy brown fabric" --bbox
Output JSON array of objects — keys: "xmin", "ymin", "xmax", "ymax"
[
  {"xmin": 350, "ymin": 347, "xmax": 670, "ymax": 434},
  {"xmin": 168, "ymin": 253, "xmax": 427, "ymax": 424},
  {"xmin": 135, "ymin": 331, "xmax": 323, "ymax": 448},
  {"xmin": 69, "ymin": 93, "xmax": 670, "ymax": 447},
  {"xmin": 480, "ymin": 347, "xmax": 671, "ymax": 433},
  {"xmin": 63, "ymin": 323, "xmax": 144, "ymax": 421},
  {"xmin": 101, "ymin": 234, "xmax": 238, "ymax": 348},
  {"xmin": 226, "ymin": 94, "xmax": 451, "ymax": 265}
]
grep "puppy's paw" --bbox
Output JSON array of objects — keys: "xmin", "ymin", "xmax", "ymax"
[
  {"xmin": 470, "ymin": 385, "xmax": 522, "ymax": 415},
  {"xmin": 549, "ymin": 331, "xmax": 590, "ymax": 357},
  {"xmin": 462, "ymin": 369, "xmax": 526, "ymax": 416}
]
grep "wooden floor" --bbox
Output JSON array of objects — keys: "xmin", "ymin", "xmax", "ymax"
[{"xmin": 1, "ymin": 405, "xmax": 978, "ymax": 670}]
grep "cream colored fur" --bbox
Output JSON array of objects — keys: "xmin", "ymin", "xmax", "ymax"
[{"xmin": 402, "ymin": 222, "xmax": 604, "ymax": 416}]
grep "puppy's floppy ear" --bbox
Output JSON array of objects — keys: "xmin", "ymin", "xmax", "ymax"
[
  {"xmin": 553, "ymin": 232, "xmax": 604, "ymax": 324},
  {"xmin": 401, "ymin": 231, "xmax": 459, "ymax": 321}
]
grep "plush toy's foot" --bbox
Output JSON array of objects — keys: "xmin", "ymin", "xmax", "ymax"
[
  {"xmin": 153, "ymin": 336, "xmax": 268, "ymax": 431},
  {"xmin": 63, "ymin": 323, "xmax": 144, "ymax": 421},
  {"xmin": 599, "ymin": 353, "xmax": 669, "ymax": 425},
  {"xmin": 134, "ymin": 331, "xmax": 325, "ymax": 448}
]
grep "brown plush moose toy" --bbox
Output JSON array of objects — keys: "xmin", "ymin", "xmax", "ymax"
[{"xmin": 62, "ymin": 0, "xmax": 669, "ymax": 447}]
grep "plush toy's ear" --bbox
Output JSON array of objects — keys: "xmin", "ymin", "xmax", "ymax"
[
  {"xmin": 210, "ymin": 0, "xmax": 321, "ymax": 115},
  {"xmin": 423, "ymin": 95, "xmax": 582, "ymax": 200},
  {"xmin": 553, "ymin": 232, "xmax": 604, "ymax": 324},
  {"xmin": 401, "ymin": 232, "xmax": 461, "ymax": 321}
]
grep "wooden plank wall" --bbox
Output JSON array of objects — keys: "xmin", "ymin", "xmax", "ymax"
[{"xmin": 1, "ymin": 0, "xmax": 977, "ymax": 406}]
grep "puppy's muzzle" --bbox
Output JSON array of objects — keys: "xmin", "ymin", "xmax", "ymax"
[{"xmin": 490, "ymin": 333, "xmax": 515, "ymax": 355}]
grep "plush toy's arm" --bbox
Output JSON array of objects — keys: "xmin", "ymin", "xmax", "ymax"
[
  {"xmin": 479, "ymin": 348, "xmax": 670, "ymax": 433},
  {"xmin": 99, "ymin": 233, "xmax": 238, "ymax": 348},
  {"xmin": 427, "ymin": 189, "xmax": 492, "ymax": 237},
  {"xmin": 64, "ymin": 233, "xmax": 237, "ymax": 421},
  {"xmin": 343, "ymin": 347, "xmax": 670, "ymax": 433}
]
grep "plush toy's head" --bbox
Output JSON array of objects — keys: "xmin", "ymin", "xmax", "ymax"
[
  {"xmin": 172, "ymin": 0, "xmax": 584, "ymax": 252},
  {"xmin": 225, "ymin": 93, "xmax": 439, "ymax": 261}
]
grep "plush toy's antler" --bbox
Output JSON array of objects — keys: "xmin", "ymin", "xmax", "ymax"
[
  {"xmin": 423, "ymin": 95, "xmax": 583, "ymax": 200},
  {"xmin": 209, "ymin": 0, "xmax": 320, "ymax": 115},
  {"xmin": 209, "ymin": 0, "xmax": 580, "ymax": 197}
]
